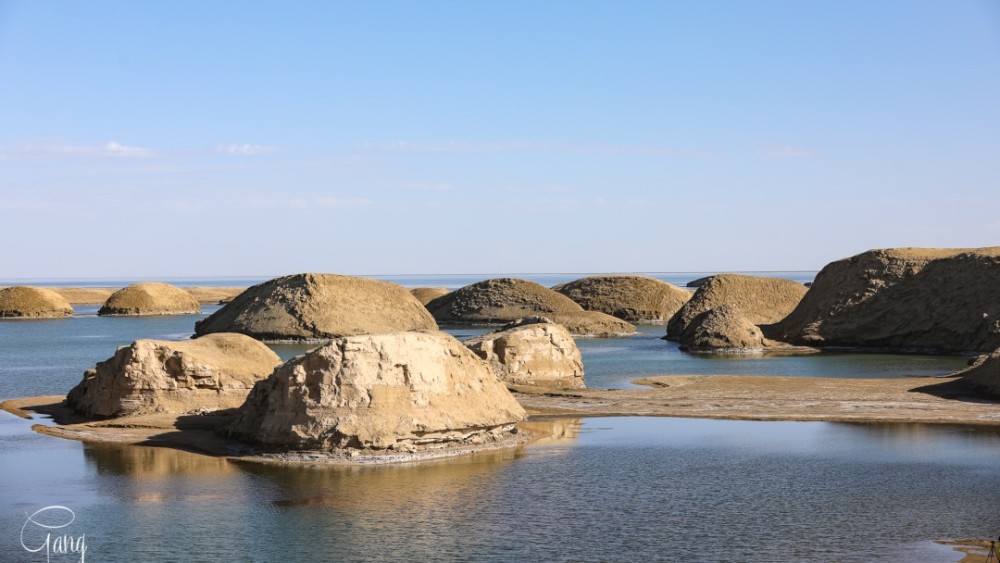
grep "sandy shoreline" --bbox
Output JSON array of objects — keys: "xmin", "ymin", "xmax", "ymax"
[{"xmin": 4, "ymin": 374, "xmax": 998, "ymax": 458}]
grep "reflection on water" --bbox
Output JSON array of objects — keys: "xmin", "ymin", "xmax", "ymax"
[{"xmin": 3, "ymin": 415, "xmax": 999, "ymax": 561}]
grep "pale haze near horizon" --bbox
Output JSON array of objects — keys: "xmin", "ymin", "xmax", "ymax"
[{"xmin": 1, "ymin": 1, "xmax": 998, "ymax": 279}]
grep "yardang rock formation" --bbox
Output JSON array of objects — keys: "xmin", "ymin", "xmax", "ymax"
[
  {"xmin": 195, "ymin": 273, "xmax": 438, "ymax": 341},
  {"xmin": 553, "ymin": 275, "xmax": 691, "ymax": 324},
  {"xmin": 425, "ymin": 278, "xmax": 635, "ymax": 337},
  {"xmin": 767, "ymin": 247, "xmax": 1000, "ymax": 353},
  {"xmin": 98, "ymin": 282, "xmax": 201, "ymax": 316},
  {"xmin": 666, "ymin": 274, "xmax": 807, "ymax": 339},
  {"xmin": 465, "ymin": 317, "xmax": 585, "ymax": 388},
  {"xmin": 67, "ymin": 333, "xmax": 282, "ymax": 417},
  {"xmin": 0, "ymin": 286, "xmax": 73, "ymax": 318},
  {"xmin": 224, "ymin": 331, "xmax": 527, "ymax": 451}
]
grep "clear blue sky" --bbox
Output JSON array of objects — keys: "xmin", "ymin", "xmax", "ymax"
[{"xmin": 1, "ymin": 1, "xmax": 998, "ymax": 278}]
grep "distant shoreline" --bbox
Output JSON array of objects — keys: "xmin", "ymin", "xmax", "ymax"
[{"xmin": 0, "ymin": 286, "xmax": 246, "ymax": 305}]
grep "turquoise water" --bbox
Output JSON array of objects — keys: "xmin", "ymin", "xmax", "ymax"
[{"xmin": 0, "ymin": 278, "xmax": 993, "ymax": 562}]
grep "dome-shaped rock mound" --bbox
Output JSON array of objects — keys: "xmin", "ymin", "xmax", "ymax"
[
  {"xmin": 666, "ymin": 274, "xmax": 807, "ymax": 339},
  {"xmin": 98, "ymin": 282, "xmax": 201, "ymax": 316},
  {"xmin": 410, "ymin": 287, "xmax": 450, "ymax": 305},
  {"xmin": 465, "ymin": 317, "xmax": 585, "ymax": 389},
  {"xmin": 553, "ymin": 275, "xmax": 691, "ymax": 323},
  {"xmin": 0, "ymin": 286, "xmax": 74, "ymax": 318},
  {"xmin": 224, "ymin": 331, "xmax": 527, "ymax": 450},
  {"xmin": 425, "ymin": 278, "xmax": 636, "ymax": 337},
  {"xmin": 679, "ymin": 304, "xmax": 766, "ymax": 353},
  {"xmin": 194, "ymin": 273, "xmax": 438, "ymax": 341},
  {"xmin": 767, "ymin": 247, "xmax": 1000, "ymax": 353},
  {"xmin": 66, "ymin": 333, "xmax": 282, "ymax": 417}
]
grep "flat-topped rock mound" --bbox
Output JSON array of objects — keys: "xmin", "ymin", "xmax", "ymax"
[
  {"xmin": 465, "ymin": 317, "xmax": 585, "ymax": 389},
  {"xmin": 194, "ymin": 273, "xmax": 438, "ymax": 341},
  {"xmin": 767, "ymin": 247, "xmax": 1000, "ymax": 353},
  {"xmin": 679, "ymin": 304, "xmax": 766, "ymax": 353},
  {"xmin": 0, "ymin": 286, "xmax": 73, "ymax": 318},
  {"xmin": 666, "ymin": 274, "xmax": 808, "ymax": 339},
  {"xmin": 225, "ymin": 331, "xmax": 527, "ymax": 451},
  {"xmin": 98, "ymin": 282, "xmax": 201, "ymax": 316},
  {"xmin": 425, "ymin": 278, "xmax": 635, "ymax": 337},
  {"xmin": 410, "ymin": 287, "xmax": 450, "ymax": 305},
  {"xmin": 553, "ymin": 275, "xmax": 690, "ymax": 323},
  {"xmin": 66, "ymin": 333, "xmax": 282, "ymax": 417}
]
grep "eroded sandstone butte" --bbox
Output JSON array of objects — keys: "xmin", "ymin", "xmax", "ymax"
[
  {"xmin": 465, "ymin": 317, "xmax": 585, "ymax": 388},
  {"xmin": 553, "ymin": 275, "xmax": 690, "ymax": 324}
]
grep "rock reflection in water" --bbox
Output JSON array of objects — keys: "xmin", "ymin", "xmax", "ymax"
[{"xmin": 83, "ymin": 442, "xmax": 242, "ymax": 504}]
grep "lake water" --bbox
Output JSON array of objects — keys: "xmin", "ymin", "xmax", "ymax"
[{"xmin": 0, "ymin": 276, "xmax": 994, "ymax": 562}]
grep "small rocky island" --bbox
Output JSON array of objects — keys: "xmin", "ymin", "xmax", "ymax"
[
  {"xmin": 0, "ymin": 286, "xmax": 74, "ymax": 318},
  {"xmin": 195, "ymin": 273, "xmax": 438, "ymax": 341},
  {"xmin": 98, "ymin": 282, "xmax": 202, "ymax": 316},
  {"xmin": 425, "ymin": 277, "xmax": 636, "ymax": 337}
]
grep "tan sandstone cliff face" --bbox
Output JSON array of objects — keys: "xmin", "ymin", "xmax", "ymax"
[
  {"xmin": 666, "ymin": 274, "xmax": 807, "ymax": 339},
  {"xmin": 553, "ymin": 275, "xmax": 691, "ymax": 324},
  {"xmin": 425, "ymin": 278, "xmax": 635, "ymax": 337},
  {"xmin": 465, "ymin": 317, "xmax": 585, "ymax": 389},
  {"xmin": 225, "ymin": 331, "xmax": 527, "ymax": 451},
  {"xmin": 679, "ymin": 304, "xmax": 766, "ymax": 353},
  {"xmin": 767, "ymin": 247, "xmax": 1000, "ymax": 353},
  {"xmin": 0, "ymin": 286, "xmax": 74, "ymax": 318},
  {"xmin": 194, "ymin": 273, "xmax": 438, "ymax": 341},
  {"xmin": 66, "ymin": 333, "xmax": 283, "ymax": 417},
  {"xmin": 98, "ymin": 282, "xmax": 201, "ymax": 316}
]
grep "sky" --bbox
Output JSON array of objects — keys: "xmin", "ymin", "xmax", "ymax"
[{"xmin": 1, "ymin": 1, "xmax": 998, "ymax": 278}]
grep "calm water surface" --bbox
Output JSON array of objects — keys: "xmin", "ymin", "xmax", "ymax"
[{"xmin": 0, "ymin": 278, "xmax": 992, "ymax": 562}]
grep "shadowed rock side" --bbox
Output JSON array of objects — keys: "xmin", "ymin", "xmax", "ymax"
[
  {"xmin": 194, "ymin": 273, "xmax": 438, "ymax": 341},
  {"xmin": 425, "ymin": 278, "xmax": 635, "ymax": 337},
  {"xmin": 224, "ymin": 331, "xmax": 527, "ymax": 451},
  {"xmin": 552, "ymin": 275, "xmax": 691, "ymax": 324},
  {"xmin": 767, "ymin": 247, "xmax": 1000, "ymax": 353},
  {"xmin": 67, "ymin": 333, "xmax": 282, "ymax": 417},
  {"xmin": 98, "ymin": 282, "xmax": 201, "ymax": 316},
  {"xmin": 0, "ymin": 286, "xmax": 73, "ymax": 318},
  {"xmin": 956, "ymin": 349, "xmax": 1000, "ymax": 399},
  {"xmin": 679, "ymin": 304, "xmax": 766, "ymax": 353},
  {"xmin": 410, "ymin": 287, "xmax": 450, "ymax": 305},
  {"xmin": 666, "ymin": 274, "xmax": 808, "ymax": 339},
  {"xmin": 465, "ymin": 317, "xmax": 585, "ymax": 388}
]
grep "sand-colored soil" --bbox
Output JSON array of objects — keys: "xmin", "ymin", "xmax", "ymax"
[{"xmin": 512, "ymin": 375, "xmax": 1000, "ymax": 425}]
